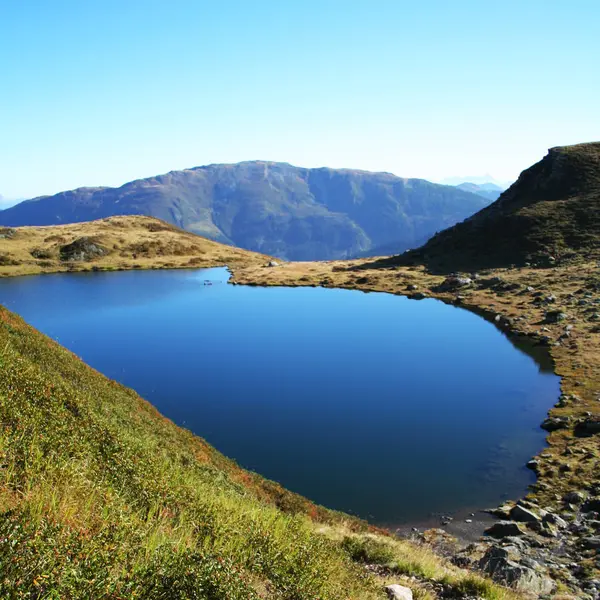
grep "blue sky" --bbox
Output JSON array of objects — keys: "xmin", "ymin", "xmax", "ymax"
[{"xmin": 1, "ymin": 0, "xmax": 599, "ymax": 200}]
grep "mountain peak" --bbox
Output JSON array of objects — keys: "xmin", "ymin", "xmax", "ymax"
[{"xmin": 398, "ymin": 142, "xmax": 600, "ymax": 272}]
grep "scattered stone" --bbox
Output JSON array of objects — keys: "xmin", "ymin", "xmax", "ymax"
[
  {"xmin": 510, "ymin": 505, "xmax": 541, "ymax": 523},
  {"xmin": 436, "ymin": 276, "xmax": 472, "ymax": 292},
  {"xmin": 408, "ymin": 292, "xmax": 428, "ymax": 300},
  {"xmin": 574, "ymin": 417, "xmax": 600, "ymax": 436},
  {"xmin": 406, "ymin": 284, "xmax": 418, "ymax": 291},
  {"xmin": 543, "ymin": 512, "xmax": 568, "ymax": 528},
  {"xmin": 544, "ymin": 310, "xmax": 568, "ymax": 323},
  {"xmin": 564, "ymin": 491, "xmax": 586, "ymax": 505},
  {"xmin": 582, "ymin": 498, "xmax": 600, "ymax": 513},
  {"xmin": 479, "ymin": 546, "xmax": 555, "ymax": 595},
  {"xmin": 384, "ymin": 584, "xmax": 413, "ymax": 600},
  {"xmin": 267, "ymin": 260, "xmax": 280, "ymax": 267},
  {"xmin": 580, "ymin": 537, "xmax": 600, "ymax": 550},
  {"xmin": 541, "ymin": 416, "xmax": 571, "ymax": 431},
  {"xmin": 465, "ymin": 519, "xmax": 473, "ymax": 523},
  {"xmin": 545, "ymin": 294, "xmax": 557, "ymax": 303},
  {"xmin": 485, "ymin": 521, "xmax": 525, "ymax": 538}
]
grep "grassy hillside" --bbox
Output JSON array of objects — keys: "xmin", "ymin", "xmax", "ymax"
[
  {"xmin": 0, "ymin": 161, "xmax": 491, "ymax": 261},
  {"xmin": 0, "ymin": 215, "xmax": 268, "ymax": 277},
  {"xmin": 399, "ymin": 142, "xmax": 600, "ymax": 272}
]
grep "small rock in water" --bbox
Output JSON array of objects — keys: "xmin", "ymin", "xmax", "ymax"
[{"xmin": 465, "ymin": 519, "xmax": 473, "ymax": 523}]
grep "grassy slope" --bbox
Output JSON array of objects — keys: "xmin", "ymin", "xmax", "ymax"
[{"xmin": 0, "ymin": 215, "xmax": 269, "ymax": 278}]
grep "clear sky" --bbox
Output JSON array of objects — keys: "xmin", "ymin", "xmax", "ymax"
[{"xmin": 1, "ymin": 0, "xmax": 599, "ymax": 200}]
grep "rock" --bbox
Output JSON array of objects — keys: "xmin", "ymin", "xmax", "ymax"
[
  {"xmin": 479, "ymin": 546, "xmax": 555, "ymax": 595},
  {"xmin": 543, "ymin": 512, "xmax": 568, "ymax": 528},
  {"xmin": 580, "ymin": 537, "xmax": 600, "ymax": 550},
  {"xmin": 485, "ymin": 521, "xmax": 525, "ymax": 538},
  {"xmin": 0, "ymin": 227, "xmax": 16, "ymax": 239},
  {"xmin": 541, "ymin": 416, "xmax": 571, "ymax": 431},
  {"xmin": 544, "ymin": 310, "xmax": 568, "ymax": 323},
  {"xmin": 510, "ymin": 505, "xmax": 541, "ymax": 523},
  {"xmin": 545, "ymin": 294, "xmax": 557, "ymax": 303},
  {"xmin": 582, "ymin": 498, "xmax": 600, "ymax": 513},
  {"xmin": 384, "ymin": 584, "xmax": 413, "ymax": 600},
  {"xmin": 574, "ymin": 417, "xmax": 600, "ymax": 436},
  {"xmin": 436, "ymin": 276, "xmax": 472, "ymax": 292},
  {"xmin": 526, "ymin": 458, "xmax": 540, "ymax": 472},
  {"xmin": 406, "ymin": 284, "xmax": 418, "ymax": 291},
  {"xmin": 267, "ymin": 261, "xmax": 280, "ymax": 267},
  {"xmin": 487, "ymin": 503, "xmax": 514, "ymax": 518},
  {"xmin": 564, "ymin": 491, "xmax": 586, "ymax": 504},
  {"xmin": 59, "ymin": 237, "xmax": 108, "ymax": 262},
  {"xmin": 408, "ymin": 292, "xmax": 428, "ymax": 300}
]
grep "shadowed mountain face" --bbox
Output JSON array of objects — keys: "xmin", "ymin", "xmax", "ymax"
[
  {"xmin": 0, "ymin": 162, "xmax": 490, "ymax": 260},
  {"xmin": 396, "ymin": 142, "xmax": 600, "ymax": 272}
]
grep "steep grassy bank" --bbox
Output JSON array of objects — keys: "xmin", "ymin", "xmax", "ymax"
[{"xmin": 0, "ymin": 305, "xmax": 522, "ymax": 599}]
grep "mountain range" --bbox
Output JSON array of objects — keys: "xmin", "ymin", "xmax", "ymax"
[{"xmin": 0, "ymin": 162, "xmax": 493, "ymax": 260}]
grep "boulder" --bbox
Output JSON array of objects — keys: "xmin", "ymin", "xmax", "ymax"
[
  {"xmin": 510, "ymin": 505, "xmax": 541, "ymax": 523},
  {"xmin": 544, "ymin": 310, "xmax": 568, "ymax": 323},
  {"xmin": 409, "ymin": 292, "xmax": 428, "ymax": 300},
  {"xmin": 479, "ymin": 546, "xmax": 555, "ymax": 595},
  {"xmin": 485, "ymin": 521, "xmax": 525, "ymax": 538},
  {"xmin": 580, "ymin": 537, "xmax": 600, "ymax": 550},
  {"xmin": 59, "ymin": 237, "xmax": 107, "ymax": 262},
  {"xmin": 574, "ymin": 417, "xmax": 600, "ymax": 436},
  {"xmin": 267, "ymin": 260, "xmax": 280, "ymax": 267},
  {"xmin": 563, "ymin": 491, "xmax": 586, "ymax": 504},
  {"xmin": 543, "ymin": 512, "xmax": 568, "ymax": 529},
  {"xmin": 541, "ymin": 416, "xmax": 571, "ymax": 431},
  {"xmin": 384, "ymin": 584, "xmax": 413, "ymax": 600},
  {"xmin": 582, "ymin": 498, "xmax": 600, "ymax": 513},
  {"xmin": 436, "ymin": 276, "xmax": 472, "ymax": 292}
]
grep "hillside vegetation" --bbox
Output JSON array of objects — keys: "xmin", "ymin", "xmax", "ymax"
[
  {"xmin": 0, "ymin": 161, "xmax": 491, "ymax": 261},
  {"xmin": 0, "ymin": 215, "xmax": 268, "ymax": 277},
  {"xmin": 400, "ymin": 143, "xmax": 600, "ymax": 272}
]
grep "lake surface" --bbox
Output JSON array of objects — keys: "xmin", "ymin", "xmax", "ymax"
[{"xmin": 0, "ymin": 268, "xmax": 560, "ymax": 524}]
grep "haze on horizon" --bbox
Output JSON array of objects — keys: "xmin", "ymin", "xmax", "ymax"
[{"xmin": 1, "ymin": 0, "xmax": 599, "ymax": 201}]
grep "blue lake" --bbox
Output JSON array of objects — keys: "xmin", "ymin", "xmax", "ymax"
[{"xmin": 0, "ymin": 267, "xmax": 560, "ymax": 524}]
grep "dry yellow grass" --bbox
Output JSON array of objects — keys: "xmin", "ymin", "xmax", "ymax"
[{"xmin": 0, "ymin": 215, "xmax": 269, "ymax": 277}]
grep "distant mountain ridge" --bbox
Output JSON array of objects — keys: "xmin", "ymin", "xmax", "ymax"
[
  {"xmin": 0, "ymin": 161, "xmax": 491, "ymax": 260},
  {"xmin": 400, "ymin": 142, "xmax": 600, "ymax": 271},
  {"xmin": 455, "ymin": 182, "xmax": 503, "ymax": 202}
]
